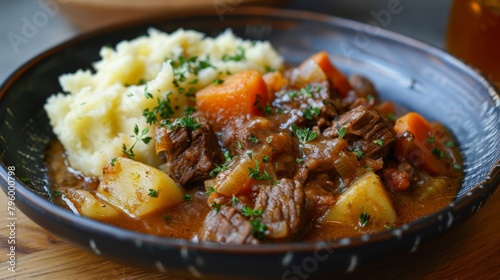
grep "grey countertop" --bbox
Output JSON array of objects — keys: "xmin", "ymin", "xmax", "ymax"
[{"xmin": 0, "ymin": 0, "xmax": 452, "ymax": 84}]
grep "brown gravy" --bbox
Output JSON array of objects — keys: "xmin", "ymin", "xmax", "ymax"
[{"xmin": 46, "ymin": 140, "xmax": 462, "ymax": 241}]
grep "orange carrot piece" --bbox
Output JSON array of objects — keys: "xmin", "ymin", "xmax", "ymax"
[
  {"xmin": 375, "ymin": 101, "xmax": 395, "ymax": 119},
  {"xmin": 394, "ymin": 112, "xmax": 448, "ymax": 175},
  {"xmin": 306, "ymin": 51, "xmax": 352, "ymax": 98},
  {"xmin": 196, "ymin": 70, "xmax": 269, "ymax": 131}
]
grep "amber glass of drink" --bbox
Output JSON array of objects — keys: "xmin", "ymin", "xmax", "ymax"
[{"xmin": 446, "ymin": 0, "xmax": 500, "ymax": 87}]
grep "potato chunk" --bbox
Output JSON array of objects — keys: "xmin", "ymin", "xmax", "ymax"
[
  {"xmin": 321, "ymin": 172, "xmax": 397, "ymax": 229},
  {"xmin": 97, "ymin": 157, "xmax": 184, "ymax": 218},
  {"xmin": 64, "ymin": 189, "xmax": 120, "ymax": 220},
  {"xmin": 214, "ymin": 144, "xmax": 273, "ymax": 197}
]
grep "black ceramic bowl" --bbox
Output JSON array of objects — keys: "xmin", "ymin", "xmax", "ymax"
[{"xmin": 1, "ymin": 8, "xmax": 499, "ymax": 280}]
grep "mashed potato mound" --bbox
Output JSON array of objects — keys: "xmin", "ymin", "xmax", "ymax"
[{"xmin": 44, "ymin": 28, "xmax": 284, "ymax": 177}]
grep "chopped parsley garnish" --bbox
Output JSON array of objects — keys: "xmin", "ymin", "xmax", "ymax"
[
  {"xmin": 264, "ymin": 104, "xmax": 272, "ymax": 116},
  {"xmin": 213, "ymin": 78, "xmax": 224, "ymax": 85},
  {"xmin": 302, "ymin": 106, "xmax": 320, "ymax": 120},
  {"xmin": 445, "ymin": 140, "xmax": 455, "ymax": 148},
  {"xmin": 353, "ymin": 148, "xmax": 364, "ymax": 159},
  {"xmin": 183, "ymin": 194, "xmax": 193, "ymax": 201},
  {"xmin": 222, "ymin": 46, "xmax": 246, "ymax": 62},
  {"xmin": 248, "ymin": 160, "xmax": 271, "ymax": 181},
  {"xmin": 300, "ymin": 84, "xmax": 314, "ymax": 98},
  {"xmin": 432, "ymin": 147, "xmax": 444, "ymax": 159},
  {"xmin": 205, "ymin": 186, "xmax": 216, "ymax": 196},
  {"xmin": 122, "ymin": 125, "xmax": 152, "ymax": 159},
  {"xmin": 110, "ymin": 157, "xmax": 117, "ymax": 166},
  {"xmin": 262, "ymin": 155, "xmax": 270, "ymax": 163},
  {"xmin": 338, "ymin": 127, "xmax": 347, "ymax": 139},
  {"xmin": 241, "ymin": 206, "xmax": 267, "ymax": 239},
  {"xmin": 162, "ymin": 116, "xmax": 202, "ymax": 131},
  {"xmin": 148, "ymin": 189, "xmax": 159, "ymax": 198},
  {"xmin": 210, "ymin": 163, "xmax": 228, "ymax": 178},
  {"xmin": 143, "ymin": 94, "xmax": 174, "ymax": 124},
  {"xmin": 197, "ymin": 59, "xmax": 215, "ymax": 72},
  {"xmin": 224, "ymin": 151, "xmax": 233, "ymax": 162},
  {"xmin": 240, "ymin": 206, "xmax": 263, "ymax": 217},
  {"xmin": 231, "ymin": 196, "xmax": 239, "ymax": 204},
  {"xmin": 162, "ymin": 215, "xmax": 171, "ymax": 220},
  {"xmin": 247, "ymin": 151, "xmax": 253, "ymax": 159},
  {"xmin": 265, "ymin": 66, "xmax": 276, "ymax": 72},
  {"xmin": 427, "ymin": 135, "xmax": 435, "ymax": 144},
  {"xmin": 287, "ymin": 90, "xmax": 299, "ymax": 99},
  {"xmin": 296, "ymin": 157, "xmax": 305, "ymax": 163},
  {"xmin": 386, "ymin": 113, "xmax": 396, "ymax": 121},
  {"xmin": 249, "ymin": 134, "xmax": 259, "ymax": 143},
  {"xmin": 211, "ymin": 202, "xmax": 223, "ymax": 212},
  {"xmin": 51, "ymin": 190, "xmax": 63, "ymax": 197},
  {"xmin": 249, "ymin": 218, "xmax": 267, "ymax": 240},
  {"xmin": 184, "ymin": 87, "xmax": 196, "ymax": 96},
  {"xmin": 169, "ymin": 55, "xmax": 214, "ymax": 90},
  {"xmin": 359, "ymin": 212, "xmax": 370, "ymax": 227},
  {"xmin": 184, "ymin": 106, "xmax": 196, "ymax": 115},
  {"xmin": 266, "ymin": 137, "xmax": 273, "ymax": 144},
  {"xmin": 453, "ymin": 163, "xmax": 462, "ymax": 170},
  {"xmin": 292, "ymin": 125, "xmax": 317, "ymax": 144},
  {"xmin": 374, "ymin": 139, "xmax": 384, "ymax": 146}
]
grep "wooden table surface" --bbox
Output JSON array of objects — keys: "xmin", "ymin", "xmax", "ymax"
[{"xmin": 1, "ymin": 186, "xmax": 499, "ymax": 280}]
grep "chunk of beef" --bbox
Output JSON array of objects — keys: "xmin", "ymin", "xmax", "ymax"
[
  {"xmin": 349, "ymin": 74, "xmax": 378, "ymax": 100},
  {"xmin": 254, "ymin": 179, "xmax": 306, "ymax": 240},
  {"xmin": 155, "ymin": 118, "xmax": 224, "ymax": 186},
  {"xmin": 222, "ymin": 117, "xmax": 301, "ymax": 179},
  {"xmin": 198, "ymin": 206, "xmax": 259, "ymax": 244},
  {"xmin": 297, "ymin": 136, "xmax": 348, "ymax": 180},
  {"xmin": 221, "ymin": 116, "xmax": 273, "ymax": 154},
  {"xmin": 272, "ymin": 81, "xmax": 339, "ymax": 129},
  {"xmin": 336, "ymin": 75, "xmax": 378, "ymax": 113},
  {"xmin": 324, "ymin": 106, "xmax": 395, "ymax": 159},
  {"xmin": 303, "ymin": 174, "xmax": 338, "ymax": 220}
]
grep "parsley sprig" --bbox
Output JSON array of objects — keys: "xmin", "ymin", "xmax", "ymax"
[
  {"xmin": 240, "ymin": 206, "xmax": 267, "ymax": 240},
  {"xmin": 359, "ymin": 212, "xmax": 370, "ymax": 227},
  {"xmin": 210, "ymin": 151, "xmax": 234, "ymax": 178},
  {"xmin": 148, "ymin": 189, "xmax": 159, "ymax": 198},
  {"xmin": 248, "ymin": 160, "xmax": 271, "ymax": 181},
  {"xmin": 292, "ymin": 125, "xmax": 317, "ymax": 144},
  {"xmin": 338, "ymin": 127, "xmax": 347, "ymax": 139},
  {"xmin": 300, "ymin": 84, "xmax": 315, "ymax": 98},
  {"xmin": 122, "ymin": 125, "xmax": 152, "ymax": 159},
  {"xmin": 222, "ymin": 46, "xmax": 246, "ymax": 62},
  {"xmin": 162, "ymin": 116, "xmax": 202, "ymax": 131},
  {"xmin": 143, "ymin": 94, "xmax": 174, "ymax": 125},
  {"xmin": 302, "ymin": 106, "xmax": 320, "ymax": 120},
  {"xmin": 210, "ymin": 163, "xmax": 228, "ymax": 178},
  {"xmin": 240, "ymin": 206, "xmax": 264, "ymax": 217}
]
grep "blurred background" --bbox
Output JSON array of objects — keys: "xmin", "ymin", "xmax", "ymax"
[{"xmin": 0, "ymin": 0, "xmax": 487, "ymax": 86}]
